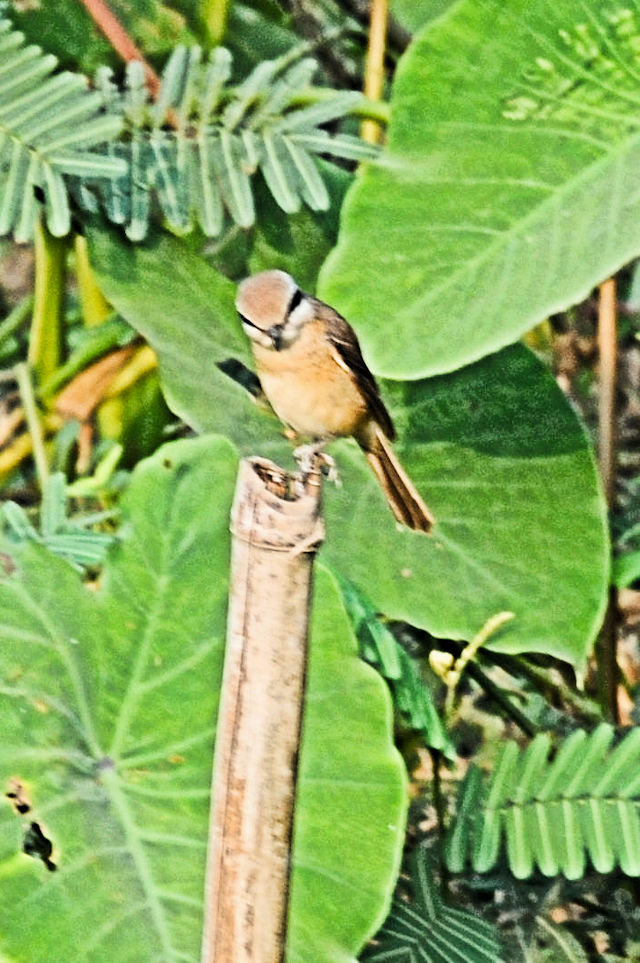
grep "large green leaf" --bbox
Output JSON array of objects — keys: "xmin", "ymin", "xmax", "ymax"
[
  {"xmin": 0, "ymin": 436, "xmax": 233, "ymax": 962},
  {"xmin": 86, "ymin": 222, "xmax": 261, "ymax": 444},
  {"xmin": 390, "ymin": 0, "xmax": 457, "ymax": 33},
  {"xmin": 288, "ymin": 565, "xmax": 407, "ymax": 963},
  {"xmin": 0, "ymin": 436, "xmax": 406, "ymax": 962},
  {"xmin": 88, "ymin": 224, "xmax": 607, "ymax": 663},
  {"xmin": 320, "ymin": 0, "xmax": 640, "ymax": 378},
  {"xmin": 87, "ymin": 226, "xmax": 608, "ymax": 664},
  {"xmin": 320, "ymin": 345, "xmax": 608, "ymax": 665}
]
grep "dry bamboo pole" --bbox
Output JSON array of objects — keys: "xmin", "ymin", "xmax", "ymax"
[{"xmin": 201, "ymin": 456, "xmax": 325, "ymax": 963}]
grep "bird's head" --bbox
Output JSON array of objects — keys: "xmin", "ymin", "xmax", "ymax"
[{"xmin": 236, "ymin": 270, "xmax": 311, "ymax": 351}]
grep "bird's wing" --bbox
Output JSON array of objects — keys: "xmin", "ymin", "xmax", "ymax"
[{"xmin": 316, "ymin": 300, "xmax": 396, "ymax": 441}]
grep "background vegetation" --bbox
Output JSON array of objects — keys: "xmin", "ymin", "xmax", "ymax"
[{"xmin": 0, "ymin": 0, "xmax": 638, "ymax": 959}]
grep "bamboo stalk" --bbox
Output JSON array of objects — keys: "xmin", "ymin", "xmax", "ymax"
[{"xmin": 202, "ymin": 457, "xmax": 324, "ymax": 963}]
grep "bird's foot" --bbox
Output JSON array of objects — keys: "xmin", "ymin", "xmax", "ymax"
[
  {"xmin": 293, "ymin": 443, "xmax": 340, "ymax": 486},
  {"xmin": 319, "ymin": 452, "xmax": 340, "ymax": 485}
]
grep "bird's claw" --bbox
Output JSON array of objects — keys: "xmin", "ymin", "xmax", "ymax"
[
  {"xmin": 319, "ymin": 453, "xmax": 340, "ymax": 485},
  {"xmin": 293, "ymin": 443, "xmax": 340, "ymax": 486}
]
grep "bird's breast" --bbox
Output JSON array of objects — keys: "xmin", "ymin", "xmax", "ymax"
[{"xmin": 251, "ymin": 322, "xmax": 368, "ymax": 439}]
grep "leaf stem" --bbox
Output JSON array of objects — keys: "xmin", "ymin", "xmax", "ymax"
[
  {"xmin": 0, "ymin": 294, "xmax": 34, "ymax": 349},
  {"xmin": 442, "ymin": 611, "xmax": 514, "ymax": 719},
  {"xmin": 362, "ymin": 0, "xmax": 388, "ymax": 144},
  {"xmin": 14, "ymin": 362, "xmax": 50, "ymax": 490},
  {"xmin": 491, "ymin": 652, "xmax": 603, "ymax": 723},
  {"xmin": 0, "ymin": 413, "xmax": 62, "ymax": 482},
  {"xmin": 465, "ymin": 660, "xmax": 538, "ymax": 738},
  {"xmin": 104, "ymin": 344, "xmax": 158, "ymax": 399},
  {"xmin": 429, "ymin": 746, "xmax": 448, "ymax": 873}
]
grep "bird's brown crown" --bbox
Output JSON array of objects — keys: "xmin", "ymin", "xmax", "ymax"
[{"xmin": 235, "ymin": 270, "xmax": 297, "ymax": 331}]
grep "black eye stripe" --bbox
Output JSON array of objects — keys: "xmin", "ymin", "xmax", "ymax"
[
  {"xmin": 238, "ymin": 310, "xmax": 259, "ymax": 330},
  {"xmin": 286, "ymin": 288, "xmax": 303, "ymax": 316}
]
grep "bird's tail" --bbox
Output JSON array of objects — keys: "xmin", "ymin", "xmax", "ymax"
[{"xmin": 364, "ymin": 426, "xmax": 434, "ymax": 533}]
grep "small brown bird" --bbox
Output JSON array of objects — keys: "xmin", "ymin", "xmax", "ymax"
[{"xmin": 236, "ymin": 270, "xmax": 434, "ymax": 533}]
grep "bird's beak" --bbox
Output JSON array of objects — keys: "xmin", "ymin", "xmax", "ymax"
[{"xmin": 268, "ymin": 325, "xmax": 283, "ymax": 351}]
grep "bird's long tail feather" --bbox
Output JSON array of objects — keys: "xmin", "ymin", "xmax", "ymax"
[{"xmin": 364, "ymin": 426, "xmax": 434, "ymax": 533}]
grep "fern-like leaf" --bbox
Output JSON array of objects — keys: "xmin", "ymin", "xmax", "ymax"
[
  {"xmin": 0, "ymin": 16, "xmax": 378, "ymax": 241},
  {"xmin": 1, "ymin": 472, "xmax": 115, "ymax": 569},
  {"xmin": 446, "ymin": 724, "xmax": 640, "ymax": 880},
  {"xmin": 361, "ymin": 844, "xmax": 504, "ymax": 962},
  {"xmin": 0, "ymin": 18, "xmax": 125, "ymax": 241},
  {"xmin": 338, "ymin": 579, "xmax": 456, "ymax": 760},
  {"xmin": 90, "ymin": 43, "xmax": 378, "ymax": 239}
]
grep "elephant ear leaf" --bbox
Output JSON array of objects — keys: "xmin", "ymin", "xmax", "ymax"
[
  {"xmin": 320, "ymin": 0, "xmax": 640, "ymax": 379},
  {"xmin": 88, "ymin": 217, "xmax": 609, "ymax": 669},
  {"xmin": 0, "ymin": 439, "xmax": 406, "ymax": 963},
  {"xmin": 321, "ymin": 345, "xmax": 608, "ymax": 668}
]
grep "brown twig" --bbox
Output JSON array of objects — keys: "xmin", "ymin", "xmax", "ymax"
[
  {"xmin": 596, "ymin": 277, "xmax": 619, "ymax": 722},
  {"xmin": 598, "ymin": 278, "xmax": 617, "ymax": 506},
  {"xmin": 78, "ymin": 0, "xmax": 161, "ymax": 97}
]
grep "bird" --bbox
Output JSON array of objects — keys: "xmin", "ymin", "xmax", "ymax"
[{"xmin": 235, "ymin": 269, "xmax": 434, "ymax": 533}]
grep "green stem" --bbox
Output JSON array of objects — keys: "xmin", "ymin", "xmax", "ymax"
[
  {"xmin": 465, "ymin": 661, "xmax": 538, "ymax": 738},
  {"xmin": 489, "ymin": 651, "xmax": 603, "ymax": 723},
  {"xmin": 0, "ymin": 294, "xmax": 34, "ymax": 349},
  {"xmin": 201, "ymin": 0, "xmax": 230, "ymax": 45},
  {"xmin": 28, "ymin": 219, "xmax": 67, "ymax": 383},
  {"xmin": 74, "ymin": 235, "xmax": 110, "ymax": 327},
  {"xmin": 15, "ymin": 361, "xmax": 50, "ymax": 490}
]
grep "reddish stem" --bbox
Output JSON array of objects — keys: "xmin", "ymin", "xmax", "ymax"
[{"xmin": 78, "ymin": 0, "xmax": 161, "ymax": 97}]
